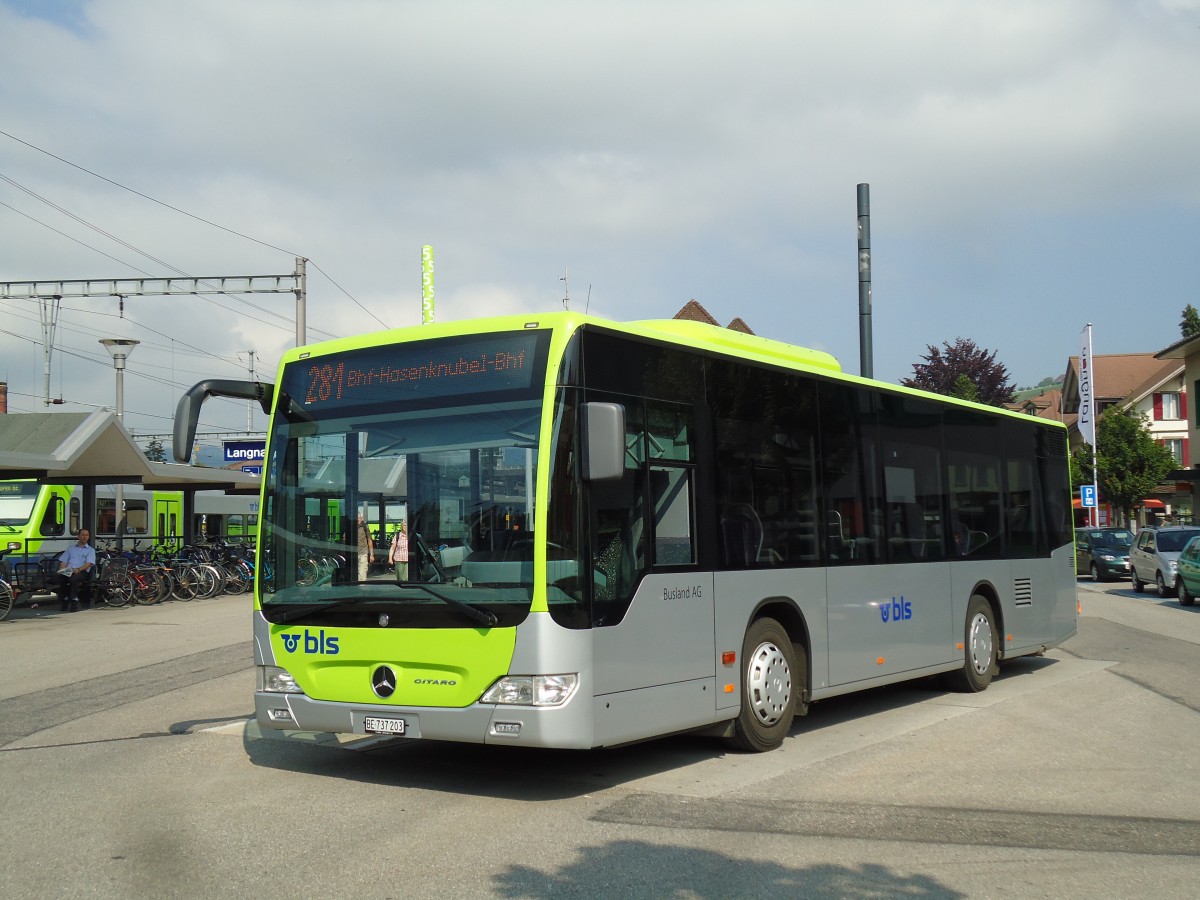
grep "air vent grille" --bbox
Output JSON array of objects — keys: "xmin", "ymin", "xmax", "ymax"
[{"xmin": 1014, "ymin": 577, "xmax": 1033, "ymax": 608}]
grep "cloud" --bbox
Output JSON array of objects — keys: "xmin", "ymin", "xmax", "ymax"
[{"xmin": 2, "ymin": 0, "xmax": 1199, "ymax": 435}]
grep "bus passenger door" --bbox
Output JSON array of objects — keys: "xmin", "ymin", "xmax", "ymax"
[{"xmin": 590, "ymin": 399, "xmax": 715, "ymax": 740}]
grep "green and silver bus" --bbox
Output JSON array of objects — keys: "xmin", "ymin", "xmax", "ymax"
[{"xmin": 175, "ymin": 312, "xmax": 1076, "ymax": 752}]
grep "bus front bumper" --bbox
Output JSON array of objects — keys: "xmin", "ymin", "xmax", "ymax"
[{"xmin": 254, "ymin": 690, "xmax": 595, "ymax": 750}]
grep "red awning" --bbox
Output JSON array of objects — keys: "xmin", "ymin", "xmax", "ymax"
[{"xmin": 1140, "ymin": 498, "xmax": 1166, "ymax": 509}]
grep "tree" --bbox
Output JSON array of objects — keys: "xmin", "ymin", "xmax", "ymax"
[
  {"xmin": 1072, "ymin": 407, "xmax": 1175, "ymax": 526},
  {"xmin": 1182, "ymin": 304, "xmax": 1200, "ymax": 339},
  {"xmin": 950, "ymin": 374, "xmax": 980, "ymax": 403},
  {"xmin": 144, "ymin": 438, "xmax": 167, "ymax": 462},
  {"xmin": 901, "ymin": 338, "xmax": 1016, "ymax": 407}
]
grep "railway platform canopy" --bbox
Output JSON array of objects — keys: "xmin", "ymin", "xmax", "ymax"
[
  {"xmin": 0, "ymin": 410, "xmax": 258, "ymax": 546},
  {"xmin": 0, "ymin": 410, "xmax": 259, "ymax": 493}
]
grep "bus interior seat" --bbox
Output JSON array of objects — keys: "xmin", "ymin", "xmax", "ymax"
[{"xmin": 721, "ymin": 503, "xmax": 762, "ymax": 567}]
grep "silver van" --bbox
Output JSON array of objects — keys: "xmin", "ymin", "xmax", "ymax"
[{"xmin": 1130, "ymin": 526, "xmax": 1200, "ymax": 597}]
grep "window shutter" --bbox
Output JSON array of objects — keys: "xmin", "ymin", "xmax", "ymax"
[
  {"xmin": 1183, "ymin": 392, "xmax": 1189, "ymax": 421},
  {"xmin": 1153, "ymin": 393, "xmax": 1163, "ymax": 420},
  {"xmin": 1185, "ymin": 438, "xmax": 1191, "ymax": 468}
]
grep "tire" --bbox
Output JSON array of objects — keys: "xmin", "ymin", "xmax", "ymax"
[
  {"xmin": 1179, "ymin": 579, "xmax": 1196, "ymax": 607},
  {"xmin": 730, "ymin": 617, "xmax": 800, "ymax": 753},
  {"xmin": 944, "ymin": 594, "xmax": 998, "ymax": 693},
  {"xmin": 102, "ymin": 576, "xmax": 134, "ymax": 608},
  {"xmin": 155, "ymin": 570, "xmax": 175, "ymax": 603},
  {"xmin": 1090, "ymin": 563, "xmax": 1103, "ymax": 582},
  {"xmin": 132, "ymin": 570, "xmax": 162, "ymax": 605},
  {"xmin": 0, "ymin": 581, "xmax": 14, "ymax": 622},
  {"xmin": 172, "ymin": 566, "xmax": 197, "ymax": 601},
  {"xmin": 1131, "ymin": 568, "xmax": 1145, "ymax": 593},
  {"xmin": 1157, "ymin": 572, "xmax": 1169, "ymax": 598}
]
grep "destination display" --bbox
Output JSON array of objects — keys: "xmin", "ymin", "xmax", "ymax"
[{"xmin": 282, "ymin": 330, "xmax": 550, "ymax": 411}]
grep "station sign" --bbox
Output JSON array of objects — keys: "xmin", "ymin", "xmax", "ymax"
[{"xmin": 224, "ymin": 439, "xmax": 266, "ymax": 464}]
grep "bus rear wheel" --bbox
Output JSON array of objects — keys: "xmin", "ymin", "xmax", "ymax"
[
  {"xmin": 944, "ymin": 594, "xmax": 998, "ymax": 693},
  {"xmin": 731, "ymin": 617, "xmax": 799, "ymax": 753}
]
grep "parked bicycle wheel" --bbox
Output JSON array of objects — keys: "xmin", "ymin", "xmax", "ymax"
[
  {"xmin": 171, "ymin": 565, "xmax": 199, "ymax": 601},
  {"xmin": 100, "ymin": 575, "xmax": 136, "ymax": 608},
  {"xmin": 131, "ymin": 568, "xmax": 164, "ymax": 605},
  {"xmin": 0, "ymin": 580, "xmax": 14, "ymax": 621}
]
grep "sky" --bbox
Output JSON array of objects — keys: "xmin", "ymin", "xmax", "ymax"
[{"xmin": 2, "ymin": 0, "xmax": 1199, "ymax": 452}]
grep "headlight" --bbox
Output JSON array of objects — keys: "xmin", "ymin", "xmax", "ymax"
[
  {"xmin": 1099, "ymin": 554, "xmax": 1116, "ymax": 561},
  {"xmin": 481, "ymin": 674, "xmax": 579, "ymax": 707},
  {"xmin": 259, "ymin": 665, "xmax": 305, "ymax": 694}
]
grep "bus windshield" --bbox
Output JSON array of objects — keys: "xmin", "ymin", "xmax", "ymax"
[{"xmin": 259, "ymin": 330, "xmax": 551, "ymax": 628}]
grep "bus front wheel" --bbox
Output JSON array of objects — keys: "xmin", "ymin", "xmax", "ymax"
[
  {"xmin": 731, "ymin": 617, "xmax": 799, "ymax": 752},
  {"xmin": 944, "ymin": 594, "xmax": 998, "ymax": 693}
]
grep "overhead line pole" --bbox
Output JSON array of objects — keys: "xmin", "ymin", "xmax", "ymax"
[{"xmin": 1, "ymin": 258, "xmax": 309, "ymax": 405}]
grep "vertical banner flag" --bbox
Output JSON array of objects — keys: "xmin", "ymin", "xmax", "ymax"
[
  {"xmin": 1079, "ymin": 323, "xmax": 1098, "ymax": 525},
  {"xmin": 421, "ymin": 244, "xmax": 435, "ymax": 325},
  {"xmin": 1078, "ymin": 324, "xmax": 1096, "ymax": 448}
]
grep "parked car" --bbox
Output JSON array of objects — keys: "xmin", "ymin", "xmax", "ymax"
[
  {"xmin": 1175, "ymin": 535, "xmax": 1200, "ymax": 607},
  {"xmin": 1130, "ymin": 526, "xmax": 1200, "ymax": 597},
  {"xmin": 1075, "ymin": 527, "xmax": 1135, "ymax": 581}
]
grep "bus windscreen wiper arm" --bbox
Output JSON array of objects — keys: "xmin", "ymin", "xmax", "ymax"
[{"xmin": 403, "ymin": 584, "xmax": 498, "ymax": 627}]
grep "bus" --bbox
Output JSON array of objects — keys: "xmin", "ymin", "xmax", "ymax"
[{"xmin": 174, "ymin": 312, "xmax": 1076, "ymax": 752}]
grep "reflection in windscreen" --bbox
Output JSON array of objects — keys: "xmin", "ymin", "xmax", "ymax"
[{"xmin": 262, "ymin": 398, "xmax": 543, "ymax": 616}]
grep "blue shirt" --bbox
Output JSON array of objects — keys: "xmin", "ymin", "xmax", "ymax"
[{"xmin": 58, "ymin": 542, "xmax": 96, "ymax": 573}]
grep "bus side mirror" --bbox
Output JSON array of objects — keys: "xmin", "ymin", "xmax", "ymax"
[
  {"xmin": 582, "ymin": 402, "xmax": 625, "ymax": 482},
  {"xmin": 173, "ymin": 379, "xmax": 275, "ymax": 463}
]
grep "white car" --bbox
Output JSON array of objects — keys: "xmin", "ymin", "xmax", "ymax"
[{"xmin": 1130, "ymin": 526, "xmax": 1200, "ymax": 597}]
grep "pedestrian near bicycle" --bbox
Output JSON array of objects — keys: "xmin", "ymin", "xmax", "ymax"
[
  {"xmin": 56, "ymin": 527, "xmax": 95, "ymax": 612},
  {"xmin": 357, "ymin": 513, "xmax": 373, "ymax": 581},
  {"xmin": 388, "ymin": 521, "xmax": 409, "ymax": 582}
]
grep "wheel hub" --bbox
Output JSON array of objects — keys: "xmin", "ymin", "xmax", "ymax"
[
  {"xmin": 746, "ymin": 641, "xmax": 791, "ymax": 725},
  {"xmin": 967, "ymin": 612, "xmax": 993, "ymax": 676}
]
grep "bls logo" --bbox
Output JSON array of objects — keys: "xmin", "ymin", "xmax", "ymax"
[
  {"xmin": 280, "ymin": 629, "xmax": 340, "ymax": 655},
  {"xmin": 879, "ymin": 596, "xmax": 913, "ymax": 623}
]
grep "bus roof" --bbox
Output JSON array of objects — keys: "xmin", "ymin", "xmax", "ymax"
[{"xmin": 280, "ymin": 311, "xmax": 1066, "ymax": 432}]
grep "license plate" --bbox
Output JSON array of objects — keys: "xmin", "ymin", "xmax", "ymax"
[{"xmin": 363, "ymin": 716, "xmax": 406, "ymax": 735}]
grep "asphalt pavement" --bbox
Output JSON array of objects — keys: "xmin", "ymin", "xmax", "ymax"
[{"xmin": 1, "ymin": 581, "xmax": 1198, "ymax": 898}]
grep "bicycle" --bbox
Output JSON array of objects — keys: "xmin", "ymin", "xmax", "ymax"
[
  {"xmin": 91, "ymin": 556, "xmax": 135, "ymax": 608},
  {"xmin": 0, "ymin": 541, "xmax": 19, "ymax": 621}
]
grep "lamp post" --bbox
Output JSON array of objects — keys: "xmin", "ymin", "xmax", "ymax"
[{"xmin": 100, "ymin": 339, "xmax": 139, "ymax": 549}]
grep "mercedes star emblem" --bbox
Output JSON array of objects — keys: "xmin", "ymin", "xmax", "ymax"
[{"xmin": 371, "ymin": 665, "xmax": 397, "ymax": 699}]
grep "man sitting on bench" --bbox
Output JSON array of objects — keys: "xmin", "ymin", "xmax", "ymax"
[{"xmin": 56, "ymin": 528, "xmax": 96, "ymax": 613}]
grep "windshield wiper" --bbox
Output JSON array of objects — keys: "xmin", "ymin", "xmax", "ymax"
[
  {"xmin": 399, "ymin": 583, "xmax": 498, "ymax": 627},
  {"xmin": 265, "ymin": 585, "xmax": 498, "ymax": 628}
]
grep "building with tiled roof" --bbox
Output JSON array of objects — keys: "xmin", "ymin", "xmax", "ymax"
[
  {"xmin": 1155, "ymin": 332, "xmax": 1200, "ymax": 518},
  {"xmin": 1007, "ymin": 387, "xmax": 1063, "ymax": 422},
  {"xmin": 1061, "ymin": 354, "xmax": 1179, "ymax": 428},
  {"xmin": 672, "ymin": 301, "xmax": 755, "ymax": 334},
  {"xmin": 1061, "ymin": 352, "xmax": 1189, "ymax": 524}
]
